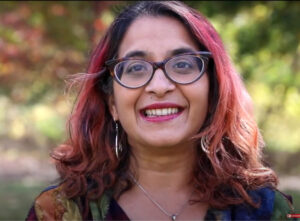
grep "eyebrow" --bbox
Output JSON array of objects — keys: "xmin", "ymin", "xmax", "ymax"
[
  {"xmin": 170, "ymin": 47, "xmax": 197, "ymax": 56},
  {"xmin": 124, "ymin": 50, "xmax": 147, "ymax": 58},
  {"xmin": 123, "ymin": 47, "xmax": 197, "ymax": 59}
]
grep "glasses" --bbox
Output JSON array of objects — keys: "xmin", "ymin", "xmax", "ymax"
[{"xmin": 105, "ymin": 51, "xmax": 212, "ymax": 89}]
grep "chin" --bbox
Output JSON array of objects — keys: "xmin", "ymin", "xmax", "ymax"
[{"xmin": 142, "ymin": 136, "xmax": 188, "ymax": 149}]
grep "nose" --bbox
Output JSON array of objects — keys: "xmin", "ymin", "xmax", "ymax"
[{"xmin": 145, "ymin": 68, "xmax": 176, "ymax": 97}]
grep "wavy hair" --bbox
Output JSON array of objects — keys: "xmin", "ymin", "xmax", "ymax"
[{"xmin": 52, "ymin": 1, "xmax": 278, "ymax": 210}]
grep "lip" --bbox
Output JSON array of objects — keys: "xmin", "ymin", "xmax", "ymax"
[{"xmin": 140, "ymin": 102, "xmax": 184, "ymax": 122}]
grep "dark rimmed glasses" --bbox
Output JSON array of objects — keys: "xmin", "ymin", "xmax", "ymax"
[{"xmin": 105, "ymin": 51, "xmax": 212, "ymax": 89}]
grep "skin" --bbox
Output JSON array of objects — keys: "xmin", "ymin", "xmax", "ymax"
[{"xmin": 109, "ymin": 16, "xmax": 209, "ymax": 220}]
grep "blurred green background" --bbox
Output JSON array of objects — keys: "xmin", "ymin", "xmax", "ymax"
[{"xmin": 0, "ymin": 1, "xmax": 299, "ymax": 220}]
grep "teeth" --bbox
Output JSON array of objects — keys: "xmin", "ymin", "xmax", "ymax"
[{"xmin": 144, "ymin": 108, "xmax": 179, "ymax": 117}]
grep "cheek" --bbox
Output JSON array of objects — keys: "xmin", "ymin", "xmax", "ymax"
[
  {"xmin": 113, "ymin": 83, "xmax": 141, "ymax": 124},
  {"xmin": 186, "ymin": 75, "xmax": 209, "ymax": 126}
]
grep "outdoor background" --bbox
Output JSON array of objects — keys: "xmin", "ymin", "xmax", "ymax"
[{"xmin": 0, "ymin": 1, "xmax": 299, "ymax": 220}]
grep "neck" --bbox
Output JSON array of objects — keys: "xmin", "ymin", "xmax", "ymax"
[{"xmin": 129, "ymin": 141, "xmax": 196, "ymax": 191}]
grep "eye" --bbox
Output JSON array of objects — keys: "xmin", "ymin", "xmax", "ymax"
[
  {"xmin": 171, "ymin": 58, "xmax": 195, "ymax": 72},
  {"xmin": 126, "ymin": 62, "xmax": 147, "ymax": 74},
  {"xmin": 173, "ymin": 61, "xmax": 193, "ymax": 69}
]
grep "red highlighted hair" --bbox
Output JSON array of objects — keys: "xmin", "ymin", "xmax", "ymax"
[{"xmin": 53, "ymin": 1, "xmax": 277, "ymax": 210}]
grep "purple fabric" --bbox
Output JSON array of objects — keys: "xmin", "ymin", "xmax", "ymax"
[
  {"xmin": 25, "ymin": 206, "xmax": 38, "ymax": 221},
  {"xmin": 105, "ymin": 198, "xmax": 130, "ymax": 220}
]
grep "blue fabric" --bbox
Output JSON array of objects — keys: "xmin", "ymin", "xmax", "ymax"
[
  {"xmin": 231, "ymin": 187, "xmax": 275, "ymax": 220},
  {"xmin": 204, "ymin": 187, "xmax": 276, "ymax": 220},
  {"xmin": 40, "ymin": 185, "xmax": 58, "ymax": 193},
  {"xmin": 221, "ymin": 209, "xmax": 232, "ymax": 220}
]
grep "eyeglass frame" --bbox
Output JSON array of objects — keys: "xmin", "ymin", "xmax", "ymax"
[{"xmin": 105, "ymin": 51, "xmax": 212, "ymax": 89}]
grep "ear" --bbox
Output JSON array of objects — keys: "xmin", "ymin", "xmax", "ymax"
[{"xmin": 108, "ymin": 94, "xmax": 119, "ymax": 121}]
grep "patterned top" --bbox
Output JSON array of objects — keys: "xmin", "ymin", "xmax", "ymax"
[{"xmin": 26, "ymin": 185, "xmax": 296, "ymax": 220}]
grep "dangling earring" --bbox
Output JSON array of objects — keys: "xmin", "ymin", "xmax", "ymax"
[
  {"xmin": 114, "ymin": 121, "xmax": 122, "ymax": 158},
  {"xmin": 200, "ymin": 135, "xmax": 210, "ymax": 154}
]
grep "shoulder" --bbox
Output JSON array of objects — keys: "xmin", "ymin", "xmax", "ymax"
[
  {"xmin": 26, "ymin": 185, "xmax": 82, "ymax": 221},
  {"xmin": 272, "ymin": 190, "xmax": 295, "ymax": 220},
  {"xmin": 234, "ymin": 187, "xmax": 294, "ymax": 220},
  {"xmin": 206, "ymin": 187, "xmax": 295, "ymax": 220}
]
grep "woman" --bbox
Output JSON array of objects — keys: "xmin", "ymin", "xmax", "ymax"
[{"xmin": 26, "ymin": 1, "xmax": 294, "ymax": 220}]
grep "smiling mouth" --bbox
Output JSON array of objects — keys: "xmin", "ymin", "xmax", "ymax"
[
  {"xmin": 140, "ymin": 106, "xmax": 184, "ymax": 122},
  {"xmin": 143, "ymin": 107, "xmax": 180, "ymax": 117}
]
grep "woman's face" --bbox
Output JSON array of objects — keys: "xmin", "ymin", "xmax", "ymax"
[{"xmin": 109, "ymin": 16, "xmax": 209, "ymax": 150}]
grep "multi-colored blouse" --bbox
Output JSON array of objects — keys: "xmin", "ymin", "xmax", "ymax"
[{"xmin": 26, "ymin": 185, "xmax": 296, "ymax": 220}]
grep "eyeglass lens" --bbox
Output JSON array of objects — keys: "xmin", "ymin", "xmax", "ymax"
[{"xmin": 114, "ymin": 55, "xmax": 205, "ymax": 88}]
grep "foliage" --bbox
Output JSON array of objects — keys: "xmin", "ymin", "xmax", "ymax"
[
  {"xmin": 0, "ymin": 2, "xmax": 115, "ymax": 146},
  {"xmin": 187, "ymin": 1, "xmax": 300, "ymax": 152},
  {"xmin": 0, "ymin": 181, "xmax": 47, "ymax": 220},
  {"xmin": 0, "ymin": 2, "xmax": 299, "ymax": 156}
]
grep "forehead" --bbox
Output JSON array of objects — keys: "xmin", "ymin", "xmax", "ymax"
[{"xmin": 118, "ymin": 15, "xmax": 199, "ymax": 59}]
